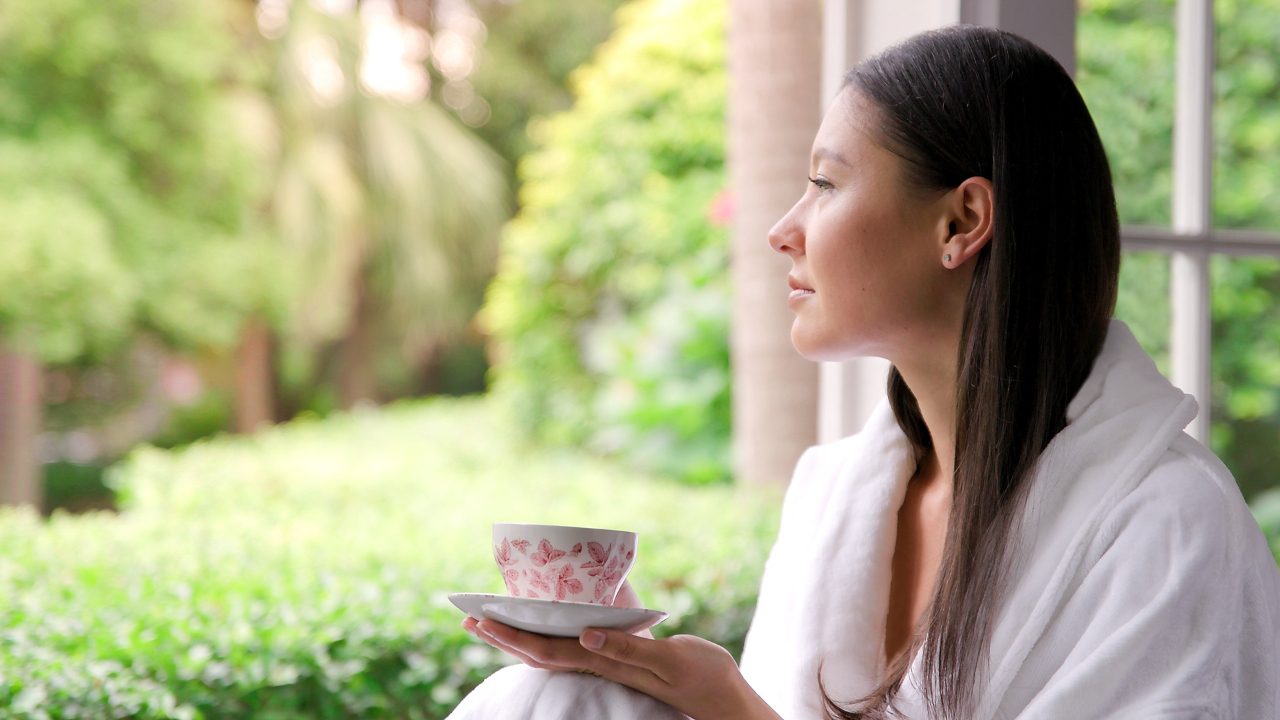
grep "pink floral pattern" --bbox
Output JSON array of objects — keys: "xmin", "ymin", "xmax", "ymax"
[
  {"xmin": 495, "ymin": 535, "xmax": 633, "ymax": 603},
  {"xmin": 494, "ymin": 539, "xmax": 516, "ymax": 568},
  {"xmin": 527, "ymin": 567, "xmax": 550, "ymax": 598},
  {"xmin": 549, "ymin": 564, "xmax": 583, "ymax": 600},
  {"xmin": 590, "ymin": 555, "xmax": 627, "ymax": 601},
  {"xmin": 530, "ymin": 539, "xmax": 567, "ymax": 567},
  {"xmin": 579, "ymin": 542, "xmax": 613, "ymax": 571},
  {"xmin": 503, "ymin": 568, "xmax": 521, "ymax": 596}
]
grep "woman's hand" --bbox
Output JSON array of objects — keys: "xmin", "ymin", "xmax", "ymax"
[{"xmin": 462, "ymin": 617, "xmax": 780, "ymax": 720}]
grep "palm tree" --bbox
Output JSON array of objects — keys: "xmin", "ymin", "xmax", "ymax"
[
  {"xmin": 232, "ymin": 0, "xmax": 507, "ymax": 421},
  {"xmin": 728, "ymin": 0, "xmax": 822, "ymax": 485}
]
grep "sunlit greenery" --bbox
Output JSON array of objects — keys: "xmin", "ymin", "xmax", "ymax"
[
  {"xmin": 485, "ymin": 0, "xmax": 730, "ymax": 484},
  {"xmin": 0, "ymin": 0, "xmax": 273, "ymax": 361},
  {"xmin": 1080, "ymin": 0, "xmax": 1280, "ymax": 500},
  {"xmin": 487, "ymin": 0, "xmax": 1280, "ymax": 496},
  {"xmin": 0, "ymin": 398, "xmax": 779, "ymax": 718},
  {"xmin": 242, "ymin": 3, "xmax": 508, "ymax": 406}
]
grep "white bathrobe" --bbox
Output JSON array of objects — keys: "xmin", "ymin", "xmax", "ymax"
[
  {"xmin": 740, "ymin": 319, "xmax": 1280, "ymax": 718},
  {"xmin": 450, "ymin": 320, "xmax": 1280, "ymax": 719}
]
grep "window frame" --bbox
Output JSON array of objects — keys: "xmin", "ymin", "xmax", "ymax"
[
  {"xmin": 1137, "ymin": 0, "xmax": 1280, "ymax": 442},
  {"xmin": 818, "ymin": 0, "xmax": 1280, "ymax": 444}
]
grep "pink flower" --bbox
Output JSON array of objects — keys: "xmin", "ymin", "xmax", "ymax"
[
  {"xmin": 551, "ymin": 564, "xmax": 584, "ymax": 601},
  {"xmin": 530, "ymin": 539, "xmax": 567, "ymax": 567},
  {"xmin": 494, "ymin": 539, "xmax": 515, "ymax": 567},
  {"xmin": 528, "ymin": 568, "xmax": 552, "ymax": 595},
  {"xmin": 580, "ymin": 542, "xmax": 613, "ymax": 573},
  {"xmin": 511, "ymin": 539, "xmax": 531, "ymax": 554},
  {"xmin": 568, "ymin": 543, "xmax": 583, "ymax": 557},
  {"xmin": 593, "ymin": 562, "xmax": 625, "ymax": 602},
  {"xmin": 707, "ymin": 188, "xmax": 734, "ymax": 227},
  {"xmin": 503, "ymin": 568, "xmax": 521, "ymax": 596}
]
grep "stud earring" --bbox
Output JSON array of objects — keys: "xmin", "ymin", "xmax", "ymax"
[{"xmin": 944, "ymin": 253, "xmax": 952, "ymax": 263}]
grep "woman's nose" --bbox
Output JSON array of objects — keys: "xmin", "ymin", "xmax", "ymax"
[{"xmin": 768, "ymin": 206, "xmax": 804, "ymax": 255}]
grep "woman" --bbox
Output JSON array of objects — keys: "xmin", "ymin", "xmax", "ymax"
[{"xmin": 452, "ymin": 25, "xmax": 1280, "ymax": 719}]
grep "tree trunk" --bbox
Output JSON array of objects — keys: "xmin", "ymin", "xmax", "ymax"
[
  {"xmin": 234, "ymin": 315, "xmax": 276, "ymax": 433},
  {"xmin": 728, "ymin": 0, "xmax": 822, "ymax": 486},
  {"xmin": 0, "ymin": 347, "xmax": 42, "ymax": 509},
  {"xmin": 338, "ymin": 273, "xmax": 379, "ymax": 408}
]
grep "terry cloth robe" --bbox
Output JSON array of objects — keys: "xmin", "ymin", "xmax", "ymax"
[
  {"xmin": 739, "ymin": 319, "xmax": 1280, "ymax": 718},
  {"xmin": 449, "ymin": 319, "xmax": 1279, "ymax": 719}
]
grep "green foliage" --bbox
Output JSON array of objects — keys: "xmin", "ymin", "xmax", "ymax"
[
  {"xmin": 41, "ymin": 462, "xmax": 114, "ymax": 515},
  {"xmin": 485, "ymin": 0, "xmax": 730, "ymax": 484},
  {"xmin": 488, "ymin": 0, "xmax": 1280, "ymax": 491},
  {"xmin": 1077, "ymin": 0, "xmax": 1176, "ymax": 228},
  {"xmin": 1077, "ymin": 0, "xmax": 1176, "ymax": 373},
  {"xmin": 470, "ymin": 0, "xmax": 628, "ymax": 179},
  {"xmin": 0, "ymin": 0, "xmax": 276, "ymax": 360},
  {"xmin": 1080, "ymin": 0, "xmax": 1280, "ymax": 499},
  {"xmin": 1251, "ymin": 487, "xmax": 1280, "ymax": 563},
  {"xmin": 243, "ymin": 4, "xmax": 509, "ymax": 405},
  {"xmin": 1206, "ymin": 0, "xmax": 1280, "ymax": 499},
  {"xmin": 0, "ymin": 186, "xmax": 134, "ymax": 363},
  {"xmin": 0, "ymin": 397, "xmax": 780, "ymax": 718}
]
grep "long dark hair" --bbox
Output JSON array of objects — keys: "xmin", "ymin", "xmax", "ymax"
[{"xmin": 820, "ymin": 26, "xmax": 1120, "ymax": 719}]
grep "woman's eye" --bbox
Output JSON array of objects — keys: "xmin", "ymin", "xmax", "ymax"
[{"xmin": 808, "ymin": 176, "xmax": 833, "ymax": 192}]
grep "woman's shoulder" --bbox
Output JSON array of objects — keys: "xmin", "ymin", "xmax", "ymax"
[{"xmin": 1091, "ymin": 431, "xmax": 1277, "ymax": 582}]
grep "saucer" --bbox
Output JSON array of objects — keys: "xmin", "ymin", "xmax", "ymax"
[{"xmin": 449, "ymin": 593, "xmax": 669, "ymax": 638}]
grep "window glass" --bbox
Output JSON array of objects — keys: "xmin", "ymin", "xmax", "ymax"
[
  {"xmin": 1214, "ymin": 0, "xmax": 1280, "ymax": 235},
  {"xmin": 1211, "ymin": 1, "xmax": 1280, "ymax": 500},
  {"xmin": 1116, "ymin": 250, "xmax": 1171, "ymax": 374},
  {"xmin": 1211, "ymin": 255, "xmax": 1280, "ymax": 501},
  {"xmin": 1077, "ymin": 0, "xmax": 1176, "ymax": 227}
]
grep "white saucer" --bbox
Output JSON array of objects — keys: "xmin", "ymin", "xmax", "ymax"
[{"xmin": 449, "ymin": 593, "xmax": 669, "ymax": 638}]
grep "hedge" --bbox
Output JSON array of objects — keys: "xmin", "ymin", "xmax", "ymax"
[
  {"xmin": 3, "ymin": 397, "xmax": 1275, "ymax": 718},
  {"xmin": 0, "ymin": 398, "xmax": 781, "ymax": 718}
]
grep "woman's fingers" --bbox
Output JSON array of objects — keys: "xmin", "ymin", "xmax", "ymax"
[
  {"xmin": 467, "ymin": 620, "xmax": 548, "ymax": 669},
  {"xmin": 474, "ymin": 621, "xmax": 667, "ymax": 695},
  {"xmin": 475, "ymin": 620, "xmax": 593, "ymax": 670},
  {"xmin": 579, "ymin": 628, "xmax": 673, "ymax": 683}
]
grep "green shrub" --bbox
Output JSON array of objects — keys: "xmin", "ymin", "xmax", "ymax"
[
  {"xmin": 40, "ymin": 462, "xmax": 115, "ymax": 515},
  {"xmin": 1251, "ymin": 487, "xmax": 1280, "ymax": 563},
  {"xmin": 484, "ymin": 0, "xmax": 1280, "ymax": 496},
  {"xmin": 0, "ymin": 397, "xmax": 780, "ymax": 718},
  {"xmin": 483, "ymin": 0, "xmax": 731, "ymax": 485},
  {"xmin": 0, "ymin": 0, "xmax": 276, "ymax": 360}
]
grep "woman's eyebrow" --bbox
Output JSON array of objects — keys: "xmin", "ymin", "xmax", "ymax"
[{"xmin": 813, "ymin": 146, "xmax": 852, "ymax": 168}]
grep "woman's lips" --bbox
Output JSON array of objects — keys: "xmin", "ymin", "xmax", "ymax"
[{"xmin": 787, "ymin": 276, "xmax": 815, "ymax": 302}]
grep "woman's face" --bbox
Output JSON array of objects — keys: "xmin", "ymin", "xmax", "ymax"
[{"xmin": 768, "ymin": 90, "xmax": 957, "ymax": 364}]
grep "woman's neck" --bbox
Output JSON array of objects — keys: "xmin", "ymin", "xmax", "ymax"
[{"xmin": 895, "ymin": 356, "xmax": 958, "ymax": 488}]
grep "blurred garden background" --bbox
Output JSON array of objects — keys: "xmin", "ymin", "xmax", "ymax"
[{"xmin": 0, "ymin": 0, "xmax": 1277, "ymax": 716}]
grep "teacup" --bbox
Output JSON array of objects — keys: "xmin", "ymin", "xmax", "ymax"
[{"xmin": 492, "ymin": 523, "xmax": 637, "ymax": 605}]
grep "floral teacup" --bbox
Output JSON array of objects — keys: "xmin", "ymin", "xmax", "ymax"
[{"xmin": 492, "ymin": 523, "xmax": 637, "ymax": 605}]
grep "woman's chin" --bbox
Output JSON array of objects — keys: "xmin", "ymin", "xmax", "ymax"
[
  {"xmin": 790, "ymin": 328, "xmax": 856, "ymax": 363},
  {"xmin": 790, "ymin": 323, "xmax": 886, "ymax": 363}
]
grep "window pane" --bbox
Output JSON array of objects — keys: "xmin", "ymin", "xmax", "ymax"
[
  {"xmin": 1214, "ymin": 0, "xmax": 1280, "ymax": 234},
  {"xmin": 1077, "ymin": 0, "xmax": 1176, "ymax": 227},
  {"xmin": 1211, "ymin": 255, "xmax": 1280, "ymax": 501},
  {"xmin": 1116, "ymin": 250, "xmax": 1171, "ymax": 375}
]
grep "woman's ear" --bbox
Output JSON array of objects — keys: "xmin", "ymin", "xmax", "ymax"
[{"xmin": 941, "ymin": 177, "xmax": 994, "ymax": 269}]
